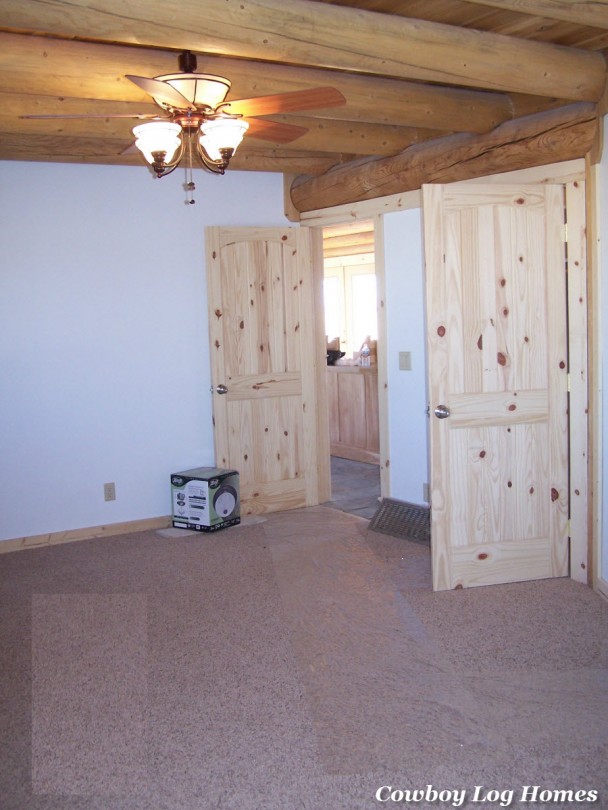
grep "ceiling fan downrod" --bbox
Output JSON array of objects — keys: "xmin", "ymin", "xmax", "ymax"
[{"xmin": 178, "ymin": 50, "xmax": 198, "ymax": 74}]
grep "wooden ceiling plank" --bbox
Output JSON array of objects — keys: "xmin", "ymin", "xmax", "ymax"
[
  {"xmin": 0, "ymin": 0, "xmax": 604, "ymax": 100},
  {"xmin": 322, "ymin": 231, "xmax": 375, "ymax": 250},
  {"xmin": 461, "ymin": 0, "xmax": 608, "ymax": 30},
  {"xmin": 323, "ymin": 244, "xmax": 374, "ymax": 258},
  {"xmin": 322, "ymin": 220, "xmax": 374, "ymax": 238},
  {"xmin": 290, "ymin": 102, "xmax": 598, "ymax": 211},
  {"xmin": 315, "ymin": 0, "xmax": 608, "ymax": 45}
]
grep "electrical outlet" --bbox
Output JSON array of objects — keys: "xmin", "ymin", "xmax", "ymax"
[
  {"xmin": 104, "ymin": 482, "xmax": 116, "ymax": 502},
  {"xmin": 399, "ymin": 351, "xmax": 412, "ymax": 371}
]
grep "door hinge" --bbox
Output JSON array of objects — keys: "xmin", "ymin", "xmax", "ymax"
[
  {"xmin": 566, "ymin": 519, "xmax": 571, "ymax": 537},
  {"xmin": 562, "ymin": 223, "xmax": 568, "ymax": 242},
  {"xmin": 567, "ymin": 373, "xmax": 571, "ymax": 392}
]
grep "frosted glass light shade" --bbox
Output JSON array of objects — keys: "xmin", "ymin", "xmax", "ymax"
[
  {"xmin": 132, "ymin": 121, "xmax": 182, "ymax": 164},
  {"xmin": 199, "ymin": 119, "xmax": 249, "ymax": 161},
  {"xmin": 157, "ymin": 73, "xmax": 231, "ymax": 109}
]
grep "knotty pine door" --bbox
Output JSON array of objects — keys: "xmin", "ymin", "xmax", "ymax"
[
  {"xmin": 423, "ymin": 183, "xmax": 571, "ymax": 591},
  {"xmin": 206, "ymin": 226, "xmax": 330, "ymax": 516}
]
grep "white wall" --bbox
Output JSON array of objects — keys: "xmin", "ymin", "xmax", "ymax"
[
  {"xmin": 383, "ymin": 209, "xmax": 429, "ymax": 505},
  {"xmin": 0, "ymin": 161, "xmax": 286, "ymax": 541}
]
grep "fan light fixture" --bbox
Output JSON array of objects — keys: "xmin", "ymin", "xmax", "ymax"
[
  {"xmin": 21, "ymin": 50, "xmax": 347, "ymax": 204},
  {"xmin": 130, "ymin": 53, "xmax": 249, "ymax": 183},
  {"xmin": 132, "ymin": 114, "xmax": 248, "ymax": 179}
]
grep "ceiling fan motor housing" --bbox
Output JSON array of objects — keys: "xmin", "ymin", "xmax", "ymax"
[
  {"xmin": 154, "ymin": 73, "xmax": 232, "ymax": 110},
  {"xmin": 149, "ymin": 51, "xmax": 233, "ymax": 111}
]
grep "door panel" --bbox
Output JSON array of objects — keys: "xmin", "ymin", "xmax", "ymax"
[
  {"xmin": 423, "ymin": 183, "xmax": 569, "ymax": 591},
  {"xmin": 206, "ymin": 226, "xmax": 329, "ymax": 516}
]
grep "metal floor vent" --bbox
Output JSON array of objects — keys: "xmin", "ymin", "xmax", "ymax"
[{"xmin": 368, "ymin": 498, "xmax": 430, "ymax": 544}]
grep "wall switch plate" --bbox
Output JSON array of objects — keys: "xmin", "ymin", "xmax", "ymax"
[
  {"xmin": 399, "ymin": 351, "xmax": 412, "ymax": 371},
  {"xmin": 104, "ymin": 482, "xmax": 116, "ymax": 502}
]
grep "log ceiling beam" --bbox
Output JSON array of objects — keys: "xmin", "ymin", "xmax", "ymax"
[
  {"xmin": 289, "ymin": 103, "xmax": 598, "ymax": 212},
  {"xmin": 0, "ymin": 130, "xmax": 340, "ymax": 175},
  {"xmin": 253, "ymin": 115, "xmax": 446, "ymax": 156},
  {"xmin": 0, "ymin": 0, "xmax": 605, "ymax": 101},
  {"xmin": 229, "ymin": 149, "xmax": 340, "ymax": 175},
  {"xmin": 0, "ymin": 89, "xmax": 444, "ymax": 156},
  {"xmin": 0, "ymin": 32, "xmax": 514, "ymax": 134},
  {"xmin": 462, "ymin": 0, "xmax": 608, "ymax": 30}
]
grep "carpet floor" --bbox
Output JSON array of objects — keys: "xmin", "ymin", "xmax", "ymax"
[{"xmin": 1, "ymin": 506, "xmax": 607, "ymax": 809}]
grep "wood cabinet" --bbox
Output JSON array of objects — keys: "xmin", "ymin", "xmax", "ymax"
[{"xmin": 327, "ymin": 365, "xmax": 379, "ymax": 464}]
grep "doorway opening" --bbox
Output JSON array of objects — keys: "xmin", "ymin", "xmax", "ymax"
[{"xmin": 320, "ymin": 219, "xmax": 381, "ymax": 519}]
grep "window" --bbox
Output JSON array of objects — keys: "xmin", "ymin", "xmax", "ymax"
[{"xmin": 323, "ymin": 253, "xmax": 377, "ymax": 357}]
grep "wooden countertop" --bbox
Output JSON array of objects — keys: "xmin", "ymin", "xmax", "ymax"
[{"xmin": 327, "ymin": 364, "xmax": 377, "ymax": 373}]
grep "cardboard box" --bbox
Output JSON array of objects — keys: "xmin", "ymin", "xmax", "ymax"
[{"xmin": 171, "ymin": 467, "xmax": 240, "ymax": 532}]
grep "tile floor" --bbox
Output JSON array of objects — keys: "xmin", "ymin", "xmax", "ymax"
[{"xmin": 323, "ymin": 456, "xmax": 381, "ymax": 520}]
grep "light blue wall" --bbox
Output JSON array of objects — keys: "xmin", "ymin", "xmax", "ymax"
[
  {"xmin": 0, "ymin": 161, "xmax": 286, "ymax": 541},
  {"xmin": 383, "ymin": 208, "xmax": 429, "ymax": 505},
  {"xmin": 2, "ymin": 155, "xmax": 604, "ymax": 553}
]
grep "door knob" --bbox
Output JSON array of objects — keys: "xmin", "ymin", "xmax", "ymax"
[
  {"xmin": 434, "ymin": 404, "xmax": 450, "ymax": 419},
  {"xmin": 216, "ymin": 384, "xmax": 228, "ymax": 395}
]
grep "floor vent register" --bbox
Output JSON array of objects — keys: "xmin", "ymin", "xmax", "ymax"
[{"xmin": 369, "ymin": 497, "xmax": 430, "ymax": 544}]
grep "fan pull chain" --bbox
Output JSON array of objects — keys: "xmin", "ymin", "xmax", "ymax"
[{"xmin": 184, "ymin": 129, "xmax": 196, "ymax": 205}]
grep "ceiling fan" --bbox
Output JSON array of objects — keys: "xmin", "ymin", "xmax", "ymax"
[{"xmin": 22, "ymin": 50, "xmax": 346, "ymax": 193}]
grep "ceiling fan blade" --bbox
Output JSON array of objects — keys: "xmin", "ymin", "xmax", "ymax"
[
  {"xmin": 20, "ymin": 113, "xmax": 160, "ymax": 120},
  {"xmin": 226, "ymin": 87, "xmax": 346, "ymax": 117},
  {"xmin": 126, "ymin": 75, "xmax": 195, "ymax": 110},
  {"xmin": 245, "ymin": 118, "xmax": 308, "ymax": 144}
]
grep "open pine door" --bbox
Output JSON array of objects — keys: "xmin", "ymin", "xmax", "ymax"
[
  {"xmin": 423, "ymin": 183, "xmax": 570, "ymax": 591},
  {"xmin": 206, "ymin": 226, "xmax": 330, "ymax": 516}
]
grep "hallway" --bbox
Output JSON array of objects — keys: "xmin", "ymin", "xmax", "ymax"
[{"xmin": 323, "ymin": 456, "xmax": 380, "ymax": 520}]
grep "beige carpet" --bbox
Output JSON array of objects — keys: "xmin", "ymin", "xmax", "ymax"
[{"xmin": 1, "ymin": 506, "xmax": 607, "ymax": 809}]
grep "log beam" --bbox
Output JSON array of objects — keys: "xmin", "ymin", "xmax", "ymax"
[
  {"xmin": 289, "ymin": 103, "xmax": 598, "ymax": 213},
  {"xmin": 1, "ymin": 89, "xmax": 442, "ymax": 157},
  {"xmin": 0, "ymin": 131, "xmax": 339, "ymax": 174},
  {"xmin": 0, "ymin": 32, "xmax": 514, "ymax": 134},
  {"xmin": 259, "ymin": 115, "xmax": 445, "ymax": 155},
  {"xmin": 0, "ymin": 0, "xmax": 604, "ymax": 101}
]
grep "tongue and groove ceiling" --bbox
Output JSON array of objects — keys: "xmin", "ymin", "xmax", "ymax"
[{"xmin": 0, "ymin": 0, "xmax": 606, "ymax": 212}]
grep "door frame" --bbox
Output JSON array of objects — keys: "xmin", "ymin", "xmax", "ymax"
[
  {"xmin": 297, "ymin": 158, "xmax": 592, "ymax": 586},
  {"xmin": 318, "ymin": 215, "xmax": 390, "ymax": 499}
]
